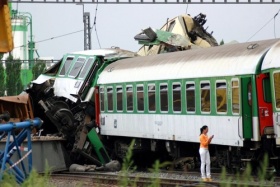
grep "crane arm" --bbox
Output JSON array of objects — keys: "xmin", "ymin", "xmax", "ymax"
[{"xmin": 0, "ymin": 0, "xmax": 14, "ymax": 53}]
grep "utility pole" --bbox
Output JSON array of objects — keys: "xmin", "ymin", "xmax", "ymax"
[
  {"xmin": 84, "ymin": 12, "xmax": 91, "ymax": 50},
  {"xmin": 77, "ymin": 3, "xmax": 91, "ymax": 50}
]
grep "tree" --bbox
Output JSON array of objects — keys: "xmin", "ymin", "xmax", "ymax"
[
  {"xmin": 0, "ymin": 61, "xmax": 5, "ymax": 96},
  {"xmin": 220, "ymin": 39, "xmax": 224, "ymax": 45},
  {"xmin": 5, "ymin": 55, "xmax": 23, "ymax": 96},
  {"xmin": 32, "ymin": 60, "xmax": 46, "ymax": 80}
]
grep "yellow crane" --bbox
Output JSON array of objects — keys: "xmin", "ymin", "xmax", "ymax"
[{"xmin": 0, "ymin": 0, "xmax": 13, "ymax": 53}]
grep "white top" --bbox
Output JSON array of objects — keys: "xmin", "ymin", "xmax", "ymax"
[
  {"xmin": 261, "ymin": 40, "xmax": 280, "ymax": 70},
  {"xmin": 98, "ymin": 39, "xmax": 280, "ymax": 84}
]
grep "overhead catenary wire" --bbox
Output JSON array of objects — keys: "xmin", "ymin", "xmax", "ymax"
[
  {"xmin": 13, "ymin": 29, "xmax": 84, "ymax": 49},
  {"xmin": 247, "ymin": 8, "xmax": 280, "ymax": 42},
  {"xmin": 90, "ymin": 0, "xmax": 101, "ymax": 48},
  {"xmin": 274, "ymin": 9, "xmax": 279, "ymax": 38}
]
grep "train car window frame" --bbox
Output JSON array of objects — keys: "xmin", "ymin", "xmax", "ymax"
[
  {"xmin": 200, "ymin": 81, "xmax": 211, "ymax": 113},
  {"xmin": 148, "ymin": 84, "xmax": 156, "ymax": 112},
  {"xmin": 116, "ymin": 86, "xmax": 123, "ymax": 112},
  {"xmin": 68, "ymin": 57, "xmax": 86, "ymax": 78},
  {"xmin": 78, "ymin": 58, "xmax": 95, "ymax": 79},
  {"xmin": 273, "ymin": 71, "xmax": 280, "ymax": 110},
  {"xmin": 100, "ymin": 86, "xmax": 105, "ymax": 112},
  {"xmin": 167, "ymin": 21, "xmax": 176, "ymax": 32},
  {"xmin": 216, "ymin": 81, "xmax": 227, "ymax": 113},
  {"xmin": 59, "ymin": 56, "xmax": 74, "ymax": 76},
  {"xmin": 107, "ymin": 86, "xmax": 114, "ymax": 112},
  {"xmin": 263, "ymin": 76, "xmax": 272, "ymax": 103},
  {"xmin": 126, "ymin": 85, "xmax": 134, "ymax": 112},
  {"xmin": 172, "ymin": 83, "xmax": 181, "ymax": 113},
  {"xmin": 186, "ymin": 82, "xmax": 196, "ymax": 113},
  {"xmin": 137, "ymin": 85, "xmax": 144, "ymax": 112},
  {"xmin": 231, "ymin": 79, "xmax": 240, "ymax": 114},
  {"xmin": 160, "ymin": 83, "xmax": 169, "ymax": 112}
]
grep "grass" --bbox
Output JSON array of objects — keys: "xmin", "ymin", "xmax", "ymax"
[{"xmin": 0, "ymin": 144, "xmax": 277, "ymax": 187}]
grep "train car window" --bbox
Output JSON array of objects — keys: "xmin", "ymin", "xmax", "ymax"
[
  {"xmin": 44, "ymin": 58, "xmax": 62, "ymax": 75},
  {"xmin": 100, "ymin": 87, "xmax": 105, "ymax": 112},
  {"xmin": 263, "ymin": 77, "xmax": 272, "ymax": 103},
  {"xmin": 126, "ymin": 86, "xmax": 133, "ymax": 112},
  {"xmin": 232, "ymin": 80, "xmax": 240, "ymax": 114},
  {"xmin": 173, "ymin": 84, "xmax": 181, "ymax": 112},
  {"xmin": 79, "ymin": 58, "xmax": 94, "ymax": 79},
  {"xmin": 107, "ymin": 87, "xmax": 113, "ymax": 111},
  {"xmin": 186, "ymin": 83, "xmax": 195, "ymax": 112},
  {"xmin": 59, "ymin": 57, "xmax": 74, "ymax": 76},
  {"xmin": 216, "ymin": 82, "xmax": 227, "ymax": 113},
  {"xmin": 69, "ymin": 58, "xmax": 85, "ymax": 78},
  {"xmin": 116, "ymin": 87, "xmax": 123, "ymax": 111},
  {"xmin": 273, "ymin": 72, "xmax": 280, "ymax": 108},
  {"xmin": 148, "ymin": 84, "xmax": 156, "ymax": 112},
  {"xmin": 137, "ymin": 86, "xmax": 144, "ymax": 111},
  {"xmin": 167, "ymin": 21, "xmax": 175, "ymax": 32},
  {"xmin": 160, "ymin": 84, "xmax": 168, "ymax": 112},
  {"xmin": 201, "ymin": 83, "xmax": 211, "ymax": 112}
]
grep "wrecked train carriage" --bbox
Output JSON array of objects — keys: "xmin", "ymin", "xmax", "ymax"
[
  {"xmin": 136, "ymin": 13, "xmax": 218, "ymax": 56},
  {"xmin": 24, "ymin": 48, "xmax": 137, "ymax": 163}
]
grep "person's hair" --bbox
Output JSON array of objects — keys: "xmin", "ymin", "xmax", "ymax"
[{"xmin": 200, "ymin": 125, "xmax": 208, "ymax": 135}]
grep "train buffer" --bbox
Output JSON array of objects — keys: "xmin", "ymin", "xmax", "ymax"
[{"xmin": 0, "ymin": 114, "xmax": 42, "ymax": 184}]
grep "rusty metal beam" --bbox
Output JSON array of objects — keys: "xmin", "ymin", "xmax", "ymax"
[{"xmin": 7, "ymin": 0, "xmax": 280, "ymax": 3}]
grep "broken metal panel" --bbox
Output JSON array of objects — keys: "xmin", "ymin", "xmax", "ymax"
[
  {"xmin": 0, "ymin": 94, "xmax": 34, "ymax": 122},
  {"xmin": 136, "ymin": 13, "xmax": 218, "ymax": 56}
]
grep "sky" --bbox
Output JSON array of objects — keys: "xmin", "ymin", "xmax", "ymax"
[{"xmin": 12, "ymin": 3, "xmax": 280, "ymax": 59}]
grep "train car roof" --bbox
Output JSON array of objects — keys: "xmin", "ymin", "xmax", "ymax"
[
  {"xmin": 262, "ymin": 40, "xmax": 280, "ymax": 70},
  {"xmin": 70, "ymin": 48, "xmax": 138, "ymax": 59},
  {"xmin": 98, "ymin": 39, "xmax": 280, "ymax": 84}
]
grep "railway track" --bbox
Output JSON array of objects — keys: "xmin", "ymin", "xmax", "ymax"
[{"xmin": 50, "ymin": 170, "xmax": 279, "ymax": 187}]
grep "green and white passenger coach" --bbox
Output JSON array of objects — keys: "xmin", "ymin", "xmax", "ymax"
[{"xmin": 97, "ymin": 39, "xmax": 280, "ymax": 170}]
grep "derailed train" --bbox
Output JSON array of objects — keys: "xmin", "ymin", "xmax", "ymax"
[{"xmin": 23, "ymin": 37, "xmax": 280, "ymax": 172}]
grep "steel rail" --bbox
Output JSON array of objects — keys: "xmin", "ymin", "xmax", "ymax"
[{"xmin": 51, "ymin": 171, "xmax": 278, "ymax": 187}]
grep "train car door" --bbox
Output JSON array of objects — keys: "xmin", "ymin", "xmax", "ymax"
[
  {"xmin": 272, "ymin": 71, "xmax": 280, "ymax": 145},
  {"xmin": 241, "ymin": 77, "xmax": 253, "ymax": 139},
  {"xmin": 256, "ymin": 74, "xmax": 273, "ymax": 136}
]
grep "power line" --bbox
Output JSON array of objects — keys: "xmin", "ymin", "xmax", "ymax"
[
  {"xmin": 90, "ymin": 0, "xmax": 101, "ymax": 48},
  {"xmin": 247, "ymin": 8, "xmax": 280, "ymax": 42},
  {"xmin": 274, "ymin": 8, "xmax": 280, "ymax": 38},
  {"xmin": 14, "ymin": 29, "xmax": 84, "ymax": 48}
]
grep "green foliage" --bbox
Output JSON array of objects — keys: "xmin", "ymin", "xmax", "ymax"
[
  {"xmin": 118, "ymin": 139, "xmax": 137, "ymax": 187},
  {"xmin": 220, "ymin": 39, "xmax": 224, "ymax": 45},
  {"xmin": 220, "ymin": 153, "xmax": 274, "ymax": 187},
  {"xmin": 0, "ymin": 173, "xmax": 18, "ymax": 187},
  {"xmin": 0, "ymin": 62, "xmax": 6, "ymax": 96},
  {"xmin": 5, "ymin": 55, "xmax": 23, "ymax": 96},
  {"xmin": 220, "ymin": 167, "xmax": 232, "ymax": 187},
  {"xmin": 22, "ymin": 169, "xmax": 54, "ymax": 187},
  {"xmin": 148, "ymin": 160, "xmax": 170, "ymax": 187},
  {"xmin": 32, "ymin": 61, "xmax": 46, "ymax": 80},
  {"xmin": 0, "ymin": 162, "xmax": 54, "ymax": 187},
  {"xmin": 257, "ymin": 154, "xmax": 274, "ymax": 186}
]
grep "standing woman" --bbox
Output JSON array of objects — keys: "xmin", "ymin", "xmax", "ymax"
[{"xmin": 199, "ymin": 125, "xmax": 214, "ymax": 182}]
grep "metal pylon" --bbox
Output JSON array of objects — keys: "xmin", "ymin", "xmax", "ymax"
[{"xmin": 84, "ymin": 12, "xmax": 91, "ymax": 50}]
